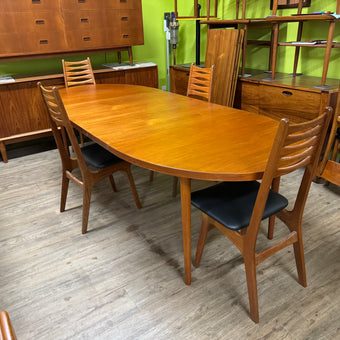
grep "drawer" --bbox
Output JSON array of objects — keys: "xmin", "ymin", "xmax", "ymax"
[
  {"xmin": 259, "ymin": 85, "xmax": 321, "ymax": 122},
  {"xmin": 63, "ymin": 10, "xmax": 118, "ymax": 30},
  {"xmin": 0, "ymin": 33, "xmax": 24, "ymax": 55},
  {"xmin": 118, "ymin": 9, "xmax": 143, "ymax": 33},
  {"xmin": 117, "ymin": 31, "xmax": 143, "ymax": 46},
  {"xmin": 21, "ymin": 32, "xmax": 68, "ymax": 54},
  {"xmin": 111, "ymin": 0, "xmax": 141, "ymax": 10},
  {"xmin": 60, "ymin": 0, "xmax": 103, "ymax": 10},
  {"xmin": 2, "ymin": 0, "xmax": 59, "ymax": 11},
  {"xmin": 66, "ymin": 29, "xmax": 111, "ymax": 50}
]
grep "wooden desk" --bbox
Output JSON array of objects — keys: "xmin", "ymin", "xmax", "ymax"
[{"xmin": 59, "ymin": 84, "xmax": 279, "ymax": 285}]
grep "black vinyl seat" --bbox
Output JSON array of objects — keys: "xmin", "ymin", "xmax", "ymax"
[{"xmin": 191, "ymin": 181, "xmax": 288, "ymax": 231}]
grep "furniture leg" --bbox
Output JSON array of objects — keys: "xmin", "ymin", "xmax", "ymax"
[
  {"xmin": 244, "ymin": 255, "xmax": 259, "ymax": 323},
  {"xmin": 0, "ymin": 141, "xmax": 8, "ymax": 163},
  {"xmin": 60, "ymin": 173, "xmax": 70, "ymax": 212},
  {"xmin": 194, "ymin": 213, "xmax": 210, "ymax": 267},
  {"xmin": 109, "ymin": 175, "xmax": 118, "ymax": 192},
  {"xmin": 271, "ymin": 23, "xmax": 279, "ymax": 80},
  {"xmin": 128, "ymin": 46, "xmax": 133, "ymax": 66},
  {"xmin": 267, "ymin": 176, "xmax": 280, "ymax": 239},
  {"xmin": 123, "ymin": 167, "xmax": 142, "ymax": 209},
  {"xmin": 82, "ymin": 185, "xmax": 93, "ymax": 234},
  {"xmin": 321, "ymin": 21, "xmax": 335, "ymax": 87},
  {"xmin": 149, "ymin": 170, "xmax": 154, "ymax": 182},
  {"xmin": 180, "ymin": 177, "xmax": 192, "ymax": 285},
  {"xmin": 293, "ymin": 235, "xmax": 307, "ymax": 287}
]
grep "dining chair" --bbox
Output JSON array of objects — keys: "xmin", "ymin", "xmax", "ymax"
[
  {"xmin": 318, "ymin": 110, "xmax": 340, "ymax": 186},
  {"xmin": 150, "ymin": 63, "xmax": 215, "ymax": 196},
  {"xmin": 38, "ymin": 82, "xmax": 142, "ymax": 234},
  {"xmin": 0, "ymin": 311, "xmax": 17, "ymax": 340},
  {"xmin": 191, "ymin": 109, "xmax": 332, "ymax": 323},
  {"xmin": 62, "ymin": 57, "xmax": 96, "ymax": 88},
  {"xmin": 62, "ymin": 57, "xmax": 96, "ymax": 146}
]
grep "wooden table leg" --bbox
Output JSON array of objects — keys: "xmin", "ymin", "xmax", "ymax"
[
  {"xmin": 0, "ymin": 141, "xmax": 8, "ymax": 163},
  {"xmin": 180, "ymin": 177, "xmax": 192, "ymax": 285}
]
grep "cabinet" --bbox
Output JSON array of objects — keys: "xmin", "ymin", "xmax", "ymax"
[
  {"xmin": 0, "ymin": 0, "xmax": 144, "ymax": 62},
  {"xmin": 0, "ymin": 65, "xmax": 158, "ymax": 163},
  {"xmin": 235, "ymin": 71, "xmax": 339, "ymax": 123}
]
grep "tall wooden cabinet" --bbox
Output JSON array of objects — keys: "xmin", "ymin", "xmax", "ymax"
[
  {"xmin": 0, "ymin": 0, "xmax": 144, "ymax": 59},
  {"xmin": 0, "ymin": 0, "xmax": 150, "ymax": 163}
]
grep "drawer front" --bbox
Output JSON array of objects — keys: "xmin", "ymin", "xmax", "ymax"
[
  {"xmin": 0, "ymin": 33, "xmax": 25, "ymax": 55},
  {"xmin": 63, "ymin": 10, "xmax": 118, "ymax": 30},
  {"xmin": 119, "ymin": 9, "xmax": 143, "ymax": 33},
  {"xmin": 259, "ymin": 85, "xmax": 321, "ymax": 122},
  {"xmin": 2, "ymin": 0, "xmax": 59, "ymax": 11},
  {"xmin": 66, "ymin": 29, "xmax": 110, "ymax": 50},
  {"xmin": 61, "ymin": 0, "xmax": 140, "ymax": 10},
  {"xmin": 22, "ymin": 32, "xmax": 68, "ymax": 54}
]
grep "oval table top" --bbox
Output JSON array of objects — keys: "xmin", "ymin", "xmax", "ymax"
[{"xmin": 59, "ymin": 84, "xmax": 279, "ymax": 182}]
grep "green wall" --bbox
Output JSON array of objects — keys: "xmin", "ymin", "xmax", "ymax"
[{"xmin": 0, "ymin": 0, "xmax": 339, "ymax": 88}]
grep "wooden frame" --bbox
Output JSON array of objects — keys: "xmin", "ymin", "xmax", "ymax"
[
  {"xmin": 270, "ymin": 0, "xmax": 311, "ymax": 10},
  {"xmin": 174, "ymin": 0, "xmax": 218, "ymax": 19}
]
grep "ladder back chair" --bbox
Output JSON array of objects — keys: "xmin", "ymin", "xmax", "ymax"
[
  {"xmin": 191, "ymin": 109, "xmax": 332, "ymax": 323},
  {"xmin": 186, "ymin": 63, "xmax": 215, "ymax": 102},
  {"xmin": 38, "ymin": 82, "xmax": 142, "ymax": 234},
  {"xmin": 150, "ymin": 63, "xmax": 215, "ymax": 196},
  {"xmin": 62, "ymin": 57, "xmax": 96, "ymax": 146},
  {"xmin": 62, "ymin": 57, "xmax": 96, "ymax": 88}
]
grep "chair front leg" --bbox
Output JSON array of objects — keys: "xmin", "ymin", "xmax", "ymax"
[
  {"xmin": 194, "ymin": 213, "xmax": 210, "ymax": 268},
  {"xmin": 82, "ymin": 185, "xmax": 93, "ymax": 234},
  {"xmin": 109, "ymin": 175, "xmax": 117, "ymax": 192},
  {"xmin": 123, "ymin": 167, "xmax": 142, "ymax": 209},
  {"xmin": 60, "ymin": 172, "xmax": 70, "ymax": 212}
]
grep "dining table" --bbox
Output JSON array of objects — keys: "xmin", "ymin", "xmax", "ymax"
[{"xmin": 59, "ymin": 84, "xmax": 279, "ymax": 285}]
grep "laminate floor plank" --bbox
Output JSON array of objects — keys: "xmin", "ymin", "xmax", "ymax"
[{"xmin": 0, "ymin": 149, "xmax": 339, "ymax": 339}]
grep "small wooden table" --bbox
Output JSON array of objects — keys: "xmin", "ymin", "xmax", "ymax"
[{"xmin": 59, "ymin": 84, "xmax": 279, "ymax": 285}]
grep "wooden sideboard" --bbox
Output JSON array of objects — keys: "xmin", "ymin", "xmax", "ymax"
[
  {"xmin": 0, "ymin": 64, "xmax": 158, "ymax": 163},
  {"xmin": 234, "ymin": 71, "xmax": 339, "ymax": 123},
  {"xmin": 0, "ymin": 0, "xmax": 143, "ymax": 62}
]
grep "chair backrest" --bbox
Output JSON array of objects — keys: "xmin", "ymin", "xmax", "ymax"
[
  {"xmin": 62, "ymin": 57, "xmax": 96, "ymax": 88},
  {"xmin": 247, "ymin": 108, "xmax": 332, "ymax": 241},
  {"xmin": 186, "ymin": 63, "xmax": 214, "ymax": 102},
  {"xmin": 38, "ymin": 82, "xmax": 89, "ymax": 174}
]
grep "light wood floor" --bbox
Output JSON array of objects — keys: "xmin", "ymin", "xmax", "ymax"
[{"xmin": 0, "ymin": 148, "xmax": 339, "ymax": 340}]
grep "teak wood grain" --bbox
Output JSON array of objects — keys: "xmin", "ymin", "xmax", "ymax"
[{"xmin": 59, "ymin": 84, "xmax": 279, "ymax": 285}]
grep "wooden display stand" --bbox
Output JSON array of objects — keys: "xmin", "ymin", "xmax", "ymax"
[{"xmin": 0, "ymin": 65, "xmax": 158, "ymax": 163}]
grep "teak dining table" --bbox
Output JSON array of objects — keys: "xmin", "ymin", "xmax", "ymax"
[{"xmin": 59, "ymin": 84, "xmax": 279, "ymax": 285}]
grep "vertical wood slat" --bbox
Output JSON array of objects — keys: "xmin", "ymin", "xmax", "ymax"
[{"xmin": 205, "ymin": 29, "xmax": 244, "ymax": 107}]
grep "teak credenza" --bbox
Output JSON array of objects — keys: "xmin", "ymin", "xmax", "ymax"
[{"xmin": 0, "ymin": 65, "xmax": 158, "ymax": 163}]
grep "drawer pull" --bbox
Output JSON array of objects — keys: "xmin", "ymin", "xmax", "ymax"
[
  {"xmin": 282, "ymin": 90, "xmax": 293, "ymax": 97},
  {"xmin": 32, "ymin": 0, "xmax": 41, "ymax": 3},
  {"xmin": 35, "ymin": 19, "xmax": 45, "ymax": 25},
  {"xmin": 83, "ymin": 36, "xmax": 91, "ymax": 41},
  {"xmin": 121, "ymin": 17, "xmax": 129, "ymax": 21},
  {"xmin": 78, "ymin": 0, "xmax": 86, "ymax": 3},
  {"xmin": 120, "ymin": 0, "xmax": 127, "ymax": 2},
  {"xmin": 39, "ymin": 39, "xmax": 48, "ymax": 44},
  {"xmin": 80, "ymin": 18, "xmax": 89, "ymax": 23},
  {"xmin": 123, "ymin": 34, "xmax": 129, "ymax": 38}
]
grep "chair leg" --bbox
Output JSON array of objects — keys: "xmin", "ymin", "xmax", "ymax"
[
  {"xmin": 172, "ymin": 177, "xmax": 179, "ymax": 197},
  {"xmin": 149, "ymin": 170, "xmax": 154, "ymax": 182},
  {"xmin": 82, "ymin": 185, "xmax": 93, "ymax": 234},
  {"xmin": 124, "ymin": 168, "xmax": 142, "ymax": 209},
  {"xmin": 293, "ymin": 237, "xmax": 307, "ymax": 287},
  {"xmin": 194, "ymin": 213, "xmax": 210, "ymax": 268},
  {"xmin": 109, "ymin": 175, "xmax": 118, "ymax": 192},
  {"xmin": 244, "ymin": 256, "xmax": 259, "ymax": 323},
  {"xmin": 60, "ymin": 173, "xmax": 69, "ymax": 212},
  {"xmin": 79, "ymin": 132, "xmax": 85, "ymax": 147},
  {"xmin": 267, "ymin": 216, "xmax": 275, "ymax": 239}
]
